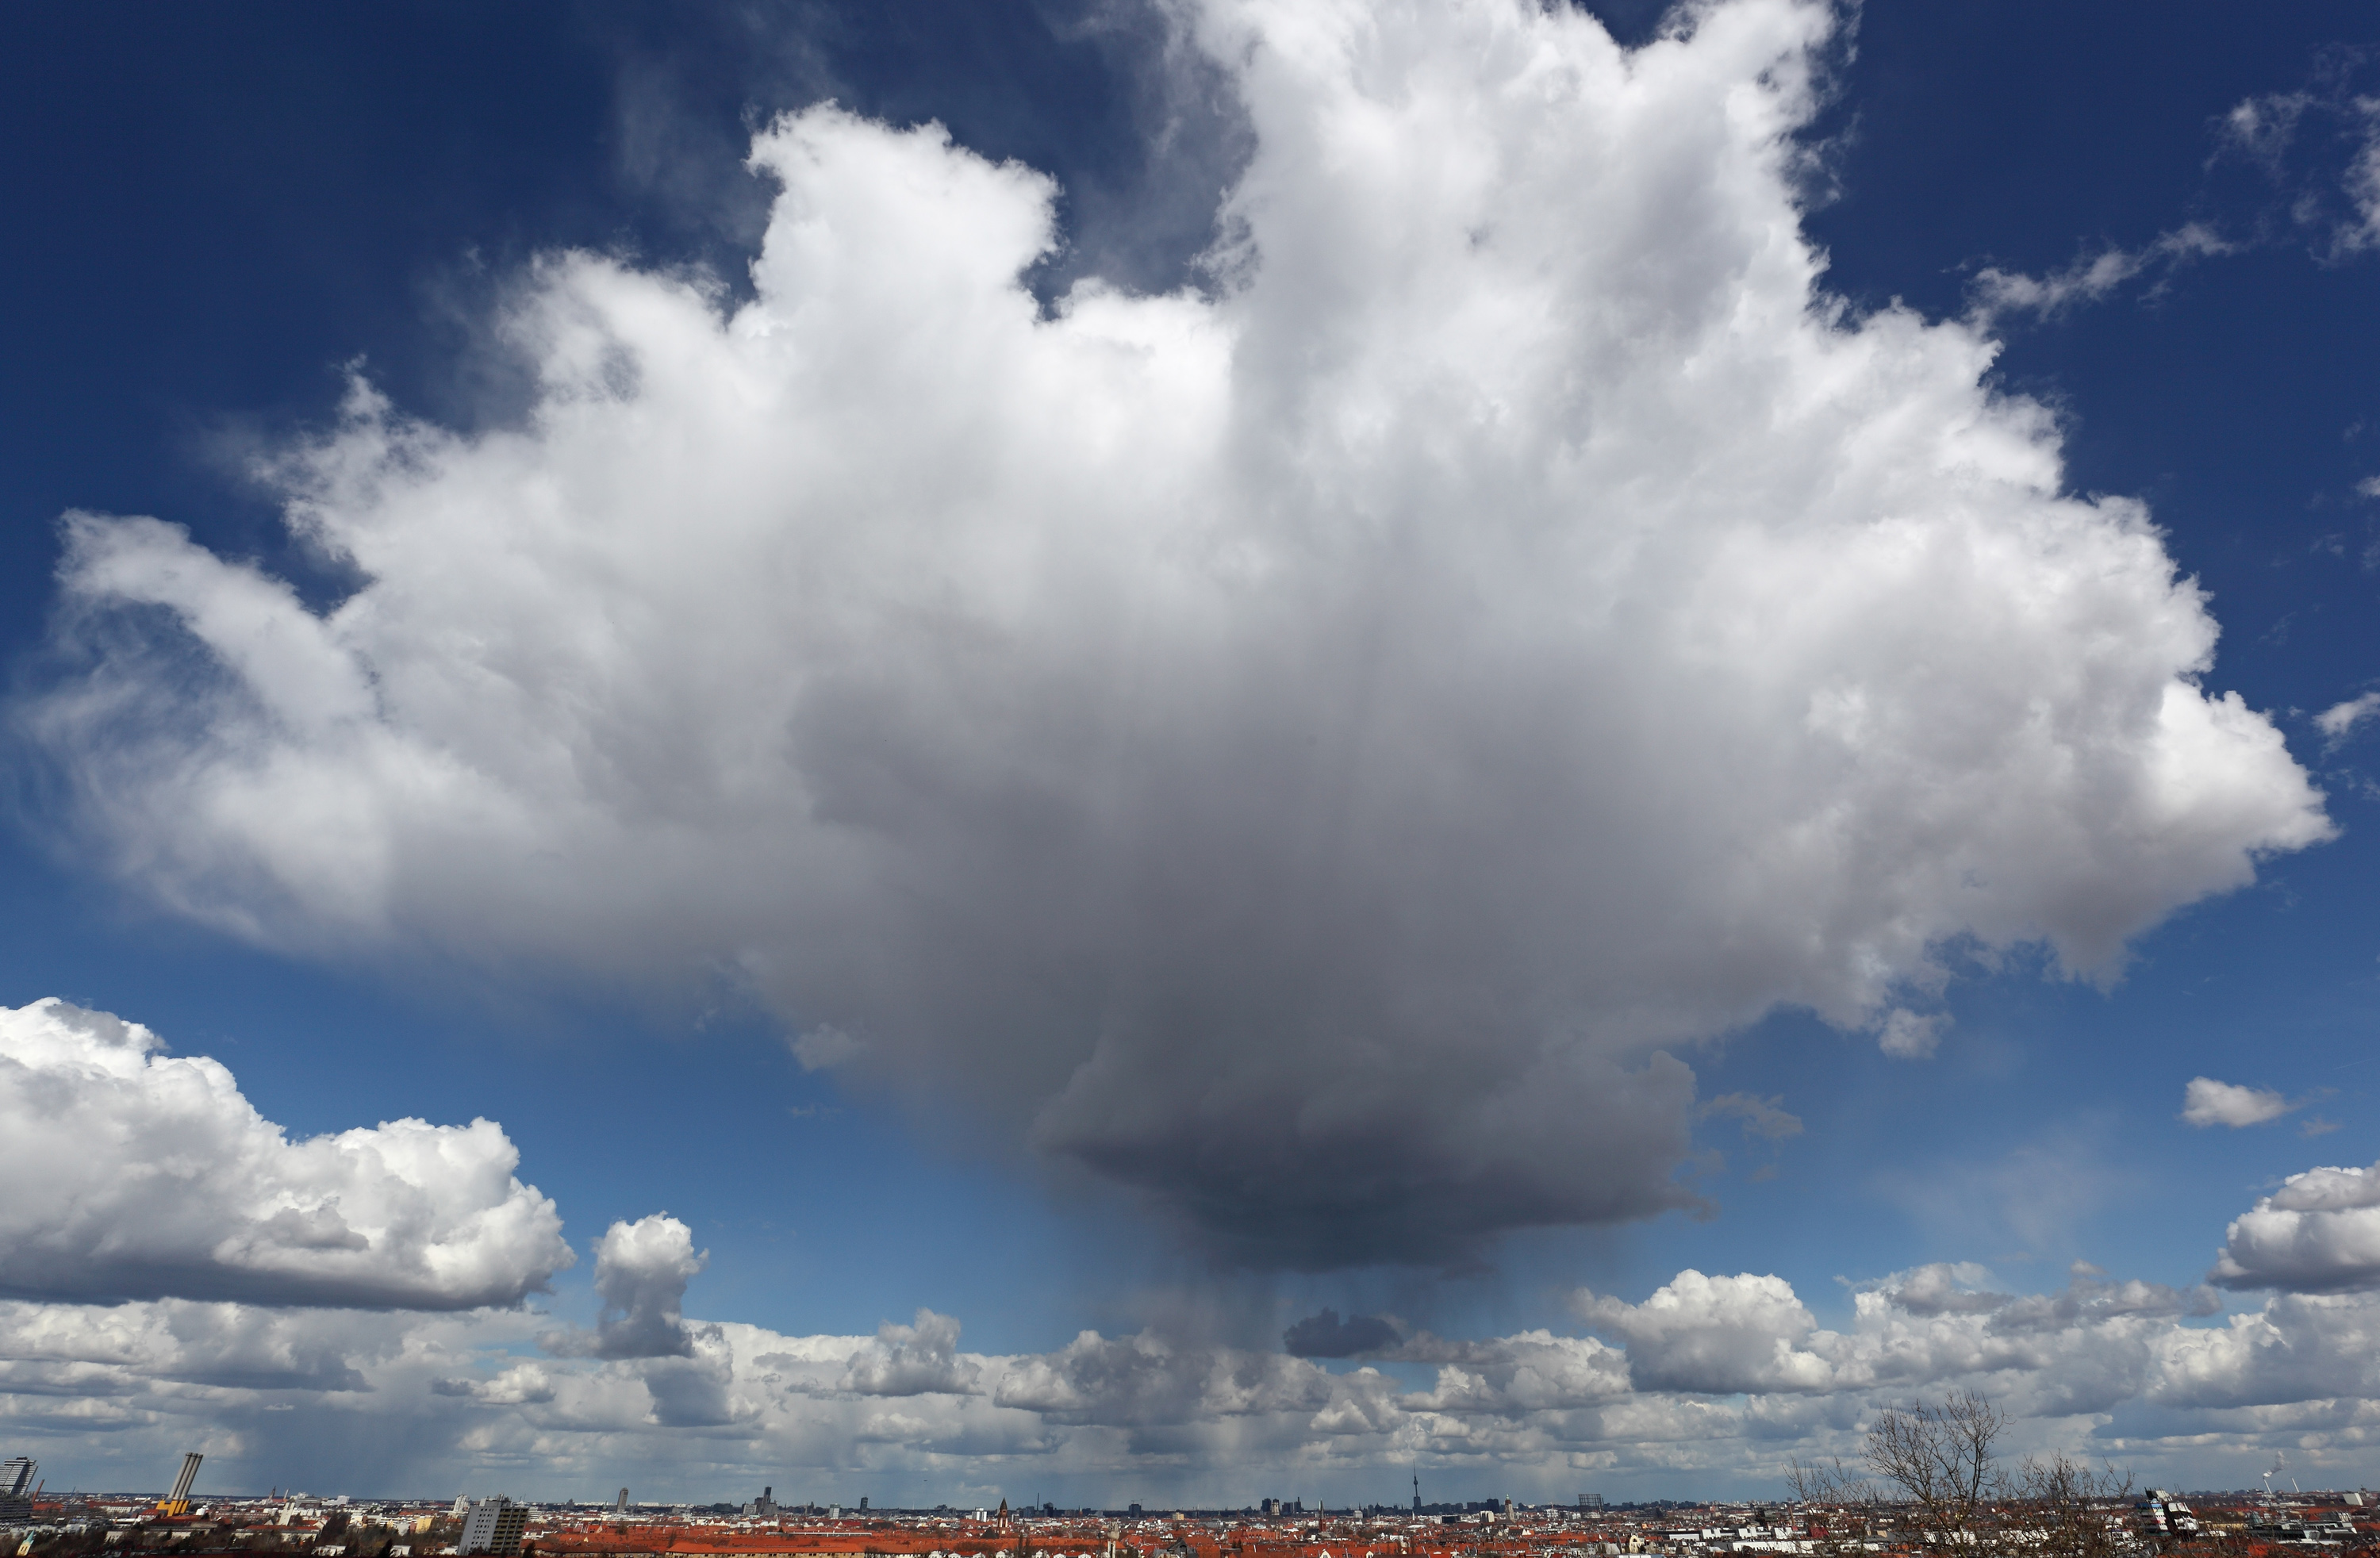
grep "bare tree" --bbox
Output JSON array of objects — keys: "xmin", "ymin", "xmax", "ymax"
[
  {"xmin": 1862, "ymin": 1390, "xmax": 2009, "ymax": 1545},
  {"xmin": 1783, "ymin": 1456, "xmax": 1879, "ymax": 1558},
  {"xmin": 1786, "ymin": 1393, "xmax": 2141, "ymax": 1558},
  {"xmin": 2014, "ymin": 1452, "xmax": 2132, "ymax": 1558},
  {"xmin": 1784, "ymin": 1456, "xmax": 1872, "ymax": 1507}
]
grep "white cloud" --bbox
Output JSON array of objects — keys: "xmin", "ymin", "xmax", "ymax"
[
  {"xmin": 1970, "ymin": 63, "xmax": 2380, "ymax": 332},
  {"xmin": 2211, "ymin": 78, "xmax": 2380, "ymax": 260},
  {"xmin": 2218, "ymin": 92, "xmax": 2312, "ymax": 168},
  {"xmin": 2180, "ymin": 1075, "xmax": 2294, "ymax": 1128},
  {"xmin": 2149, "ymin": 1289, "xmax": 2380, "ymax": 1408},
  {"xmin": 1835, "ymin": 1264, "xmax": 2221, "ymax": 1421},
  {"xmin": 1872, "ymin": 1260, "xmax": 2007, "ymax": 1316},
  {"xmin": 24, "ymin": 0, "xmax": 2330, "ymax": 1267},
  {"xmin": 1576, "ymin": 1271, "xmax": 1833, "ymax": 1395},
  {"xmin": 0, "ymin": 1015, "xmax": 2349, "ymax": 1492},
  {"xmin": 1391, "ymin": 1327, "xmax": 1632, "ymax": 1412},
  {"xmin": 1875, "ymin": 1009, "xmax": 1945, "ymax": 1060},
  {"xmin": 839, "ymin": 1309, "xmax": 981, "ymax": 1397},
  {"xmin": 1700, "ymin": 1092, "xmax": 1802, "ymax": 1142},
  {"xmin": 0, "ymin": 999, "xmax": 571, "ymax": 1309},
  {"xmin": 2345, "ymin": 99, "xmax": 2380, "ymax": 251},
  {"xmin": 544, "ymin": 1215, "xmax": 707, "ymax": 1360},
  {"xmin": 989, "ymin": 1329, "xmax": 1331, "ymax": 1427},
  {"xmin": 1968, "ymin": 224, "xmax": 2232, "ymax": 322},
  {"xmin": 2315, "ymin": 689, "xmax": 2380, "ymax": 741},
  {"xmin": 2210, "ymin": 1159, "xmax": 2380, "ymax": 1292}
]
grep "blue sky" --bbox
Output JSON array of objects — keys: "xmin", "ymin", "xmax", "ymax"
[{"xmin": 4, "ymin": 0, "xmax": 2380, "ymax": 1509}]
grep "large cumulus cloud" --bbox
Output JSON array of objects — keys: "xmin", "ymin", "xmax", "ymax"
[
  {"xmin": 23, "ymin": 0, "xmax": 2328, "ymax": 1265},
  {"xmin": 543, "ymin": 1215, "xmax": 708, "ymax": 1360},
  {"xmin": 1575, "ymin": 1271, "xmax": 1831, "ymax": 1395},
  {"xmin": 0, "ymin": 998, "xmax": 572, "ymax": 1309},
  {"xmin": 2210, "ymin": 1160, "xmax": 2380, "ymax": 1293}
]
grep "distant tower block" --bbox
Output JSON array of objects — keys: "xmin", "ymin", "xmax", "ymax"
[
  {"xmin": 615, "ymin": 1490, "xmax": 630, "ymax": 1516},
  {"xmin": 163, "ymin": 1453, "xmax": 203, "ymax": 1517}
]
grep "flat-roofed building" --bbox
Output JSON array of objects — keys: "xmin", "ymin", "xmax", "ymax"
[{"xmin": 461, "ymin": 1496, "xmax": 528, "ymax": 1556}]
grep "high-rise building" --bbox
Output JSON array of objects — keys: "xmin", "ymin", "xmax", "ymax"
[
  {"xmin": 614, "ymin": 1491, "xmax": 629, "ymax": 1517},
  {"xmin": 459, "ymin": 1497, "xmax": 527, "ymax": 1556},
  {"xmin": 0, "ymin": 1458, "xmax": 33, "ymax": 1522}
]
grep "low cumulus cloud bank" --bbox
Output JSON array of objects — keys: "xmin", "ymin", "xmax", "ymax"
[
  {"xmin": 24, "ymin": 0, "xmax": 2328, "ymax": 1265},
  {"xmin": 6, "ymin": 1253, "xmax": 2378, "ymax": 1502},
  {"xmin": 0, "ymin": 1001, "xmax": 2370, "ymax": 1498},
  {"xmin": 0, "ymin": 999, "xmax": 570, "ymax": 1309}
]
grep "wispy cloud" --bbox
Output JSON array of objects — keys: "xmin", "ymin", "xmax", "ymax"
[
  {"xmin": 1965, "ymin": 55, "xmax": 2380, "ymax": 325},
  {"xmin": 2315, "ymin": 689, "xmax": 2380, "ymax": 743},
  {"xmin": 1968, "ymin": 224, "xmax": 2232, "ymax": 324},
  {"xmin": 1700, "ymin": 1092, "xmax": 1805, "ymax": 1142}
]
